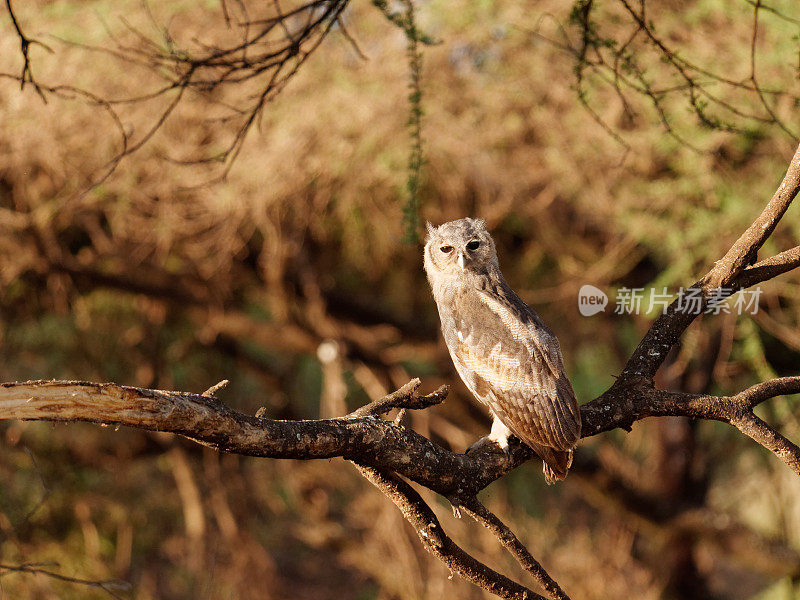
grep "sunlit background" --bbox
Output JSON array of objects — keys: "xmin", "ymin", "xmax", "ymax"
[{"xmin": 2, "ymin": 0, "xmax": 800, "ymax": 598}]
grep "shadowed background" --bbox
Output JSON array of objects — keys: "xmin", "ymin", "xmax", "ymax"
[{"xmin": 2, "ymin": 0, "xmax": 800, "ymax": 598}]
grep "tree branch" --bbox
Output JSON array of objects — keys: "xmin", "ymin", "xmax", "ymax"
[
  {"xmin": 345, "ymin": 378, "xmax": 448, "ymax": 417},
  {"xmin": 703, "ymin": 142, "xmax": 800, "ymax": 289},
  {"xmin": 0, "ymin": 563, "xmax": 130, "ymax": 600},
  {"xmin": 5, "ymin": 0, "xmax": 53, "ymax": 102},
  {"xmin": 1, "ymin": 0, "xmax": 352, "ymax": 186},
  {"xmin": 729, "ymin": 411, "xmax": 800, "ymax": 475},
  {"xmin": 354, "ymin": 464, "xmax": 549, "ymax": 600},
  {"xmin": 733, "ymin": 245, "xmax": 800, "ymax": 288},
  {"xmin": 459, "ymin": 497, "xmax": 570, "ymax": 600},
  {"xmin": 4, "ymin": 374, "xmax": 799, "ymax": 598},
  {"xmin": 737, "ymin": 376, "xmax": 800, "ymax": 410},
  {"xmin": 621, "ymin": 141, "xmax": 800, "ymax": 382},
  {"xmin": 0, "ymin": 379, "xmax": 510, "ymax": 498},
  {"xmin": 3, "ymin": 375, "xmax": 800, "ymax": 497},
  {"xmin": 582, "ymin": 378, "xmax": 800, "ymax": 473}
]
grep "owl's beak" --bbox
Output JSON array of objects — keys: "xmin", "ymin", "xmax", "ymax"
[{"xmin": 457, "ymin": 251, "xmax": 466, "ymax": 270}]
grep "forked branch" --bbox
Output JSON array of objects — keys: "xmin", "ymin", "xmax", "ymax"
[
  {"xmin": 459, "ymin": 497, "xmax": 570, "ymax": 600},
  {"xmin": 355, "ymin": 464, "xmax": 552, "ymax": 600},
  {"xmin": 703, "ymin": 142, "xmax": 800, "ymax": 289},
  {"xmin": 621, "ymin": 141, "xmax": 800, "ymax": 381},
  {"xmin": 5, "ymin": 0, "xmax": 53, "ymax": 102},
  {"xmin": 2, "ymin": 0, "xmax": 351, "ymax": 181}
]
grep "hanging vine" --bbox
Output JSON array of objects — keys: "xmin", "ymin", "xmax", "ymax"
[{"xmin": 372, "ymin": 0, "xmax": 434, "ymax": 243}]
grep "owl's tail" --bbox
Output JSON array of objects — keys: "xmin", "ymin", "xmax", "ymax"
[{"xmin": 532, "ymin": 444, "xmax": 573, "ymax": 484}]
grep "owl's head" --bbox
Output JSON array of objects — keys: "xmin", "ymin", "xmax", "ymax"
[{"xmin": 423, "ymin": 217, "xmax": 498, "ymax": 279}]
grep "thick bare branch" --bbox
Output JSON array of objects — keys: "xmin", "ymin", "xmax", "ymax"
[
  {"xmin": 11, "ymin": 376, "xmax": 798, "ymax": 598},
  {"xmin": 0, "ymin": 379, "xmax": 509, "ymax": 498},
  {"xmin": 4, "ymin": 375, "xmax": 800, "ymax": 497},
  {"xmin": 583, "ymin": 377, "xmax": 800, "ymax": 433}
]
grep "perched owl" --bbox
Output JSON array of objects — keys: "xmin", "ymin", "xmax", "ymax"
[{"xmin": 424, "ymin": 218, "xmax": 581, "ymax": 483}]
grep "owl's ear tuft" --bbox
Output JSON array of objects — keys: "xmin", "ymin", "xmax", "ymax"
[
  {"xmin": 425, "ymin": 222, "xmax": 437, "ymax": 240},
  {"xmin": 473, "ymin": 218, "xmax": 486, "ymax": 230}
]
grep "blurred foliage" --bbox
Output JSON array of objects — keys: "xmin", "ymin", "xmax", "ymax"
[{"xmin": 1, "ymin": 0, "xmax": 800, "ymax": 598}]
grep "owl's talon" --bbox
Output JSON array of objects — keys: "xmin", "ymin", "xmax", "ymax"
[
  {"xmin": 487, "ymin": 416, "xmax": 511, "ymax": 451},
  {"xmin": 466, "ymin": 435, "xmax": 493, "ymax": 455},
  {"xmin": 466, "ymin": 435, "xmax": 512, "ymax": 465}
]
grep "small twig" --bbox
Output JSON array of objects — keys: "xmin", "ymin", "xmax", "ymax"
[
  {"xmin": 0, "ymin": 563, "xmax": 130, "ymax": 600},
  {"xmin": 336, "ymin": 15, "xmax": 369, "ymax": 60},
  {"xmin": 459, "ymin": 497, "xmax": 571, "ymax": 600},
  {"xmin": 19, "ymin": 447, "xmax": 50, "ymax": 528},
  {"xmin": 5, "ymin": 0, "xmax": 53, "ymax": 103},
  {"xmin": 202, "ymin": 379, "xmax": 229, "ymax": 397},
  {"xmin": 346, "ymin": 378, "xmax": 448, "ymax": 418}
]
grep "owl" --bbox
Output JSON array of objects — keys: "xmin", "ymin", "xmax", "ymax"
[{"xmin": 423, "ymin": 218, "xmax": 581, "ymax": 483}]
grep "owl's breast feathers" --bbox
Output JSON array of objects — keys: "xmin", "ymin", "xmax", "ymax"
[{"xmin": 440, "ymin": 277, "xmax": 581, "ymax": 454}]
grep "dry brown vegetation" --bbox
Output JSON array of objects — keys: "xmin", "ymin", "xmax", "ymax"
[{"xmin": 2, "ymin": 0, "xmax": 800, "ymax": 598}]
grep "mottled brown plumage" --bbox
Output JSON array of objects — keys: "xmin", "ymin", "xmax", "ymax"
[{"xmin": 423, "ymin": 218, "xmax": 581, "ymax": 483}]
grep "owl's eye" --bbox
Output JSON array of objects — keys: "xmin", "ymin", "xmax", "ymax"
[
  {"xmin": 466, "ymin": 240, "xmax": 480, "ymax": 251},
  {"xmin": 440, "ymin": 245, "xmax": 454, "ymax": 254}
]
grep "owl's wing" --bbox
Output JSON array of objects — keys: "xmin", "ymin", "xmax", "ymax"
[{"xmin": 450, "ymin": 282, "xmax": 581, "ymax": 452}]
